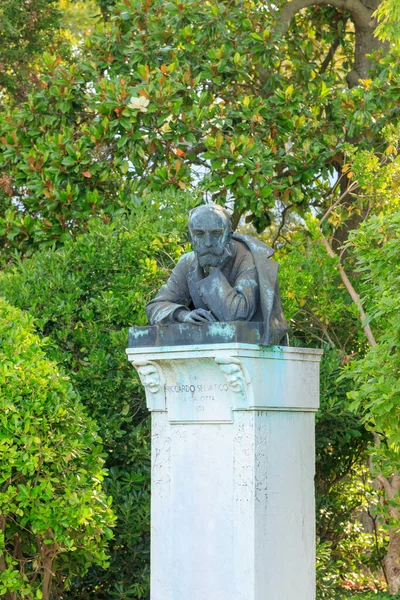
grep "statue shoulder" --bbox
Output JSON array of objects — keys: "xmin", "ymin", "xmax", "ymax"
[
  {"xmin": 173, "ymin": 250, "xmax": 197, "ymax": 272},
  {"xmin": 232, "ymin": 233, "xmax": 275, "ymax": 259}
]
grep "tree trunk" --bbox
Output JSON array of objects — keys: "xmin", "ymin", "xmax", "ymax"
[
  {"xmin": 276, "ymin": 0, "xmax": 387, "ymax": 87},
  {"xmin": 384, "ymin": 531, "xmax": 400, "ymax": 594},
  {"xmin": 375, "ymin": 473, "xmax": 400, "ymax": 594},
  {"xmin": 42, "ymin": 556, "xmax": 54, "ymax": 600},
  {"xmin": 347, "ymin": 0, "xmax": 385, "ymax": 87},
  {"xmin": 0, "ymin": 516, "xmax": 16, "ymax": 600},
  {"xmin": 231, "ymin": 209, "xmax": 242, "ymax": 231}
]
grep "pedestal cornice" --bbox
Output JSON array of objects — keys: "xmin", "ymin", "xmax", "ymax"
[{"xmin": 127, "ymin": 325, "xmax": 322, "ymax": 420}]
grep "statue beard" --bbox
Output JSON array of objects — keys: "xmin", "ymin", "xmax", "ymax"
[
  {"xmin": 197, "ymin": 251, "xmax": 224, "ymax": 268},
  {"xmin": 196, "ymin": 241, "xmax": 234, "ymax": 269}
]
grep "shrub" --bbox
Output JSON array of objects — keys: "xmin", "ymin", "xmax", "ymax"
[
  {"xmin": 0, "ymin": 298, "xmax": 115, "ymax": 600},
  {"xmin": 0, "ymin": 200, "xmax": 190, "ymax": 598}
]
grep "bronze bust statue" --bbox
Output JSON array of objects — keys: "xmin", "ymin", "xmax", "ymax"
[{"xmin": 146, "ymin": 204, "xmax": 288, "ymax": 345}]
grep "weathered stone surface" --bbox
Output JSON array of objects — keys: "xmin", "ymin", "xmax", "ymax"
[{"xmin": 127, "ymin": 341, "xmax": 322, "ymax": 600}]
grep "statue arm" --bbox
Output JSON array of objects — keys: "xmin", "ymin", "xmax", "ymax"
[
  {"xmin": 145, "ymin": 257, "xmax": 192, "ymax": 325},
  {"xmin": 197, "ymin": 265, "xmax": 259, "ymax": 322}
]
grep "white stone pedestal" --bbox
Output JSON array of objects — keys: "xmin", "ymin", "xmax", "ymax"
[{"xmin": 127, "ymin": 342, "xmax": 322, "ymax": 600}]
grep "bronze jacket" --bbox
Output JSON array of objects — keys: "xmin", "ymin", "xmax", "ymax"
[{"xmin": 145, "ymin": 233, "xmax": 289, "ymax": 345}]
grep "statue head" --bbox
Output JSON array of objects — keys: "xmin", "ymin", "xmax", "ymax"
[{"xmin": 188, "ymin": 204, "xmax": 232, "ymax": 269}]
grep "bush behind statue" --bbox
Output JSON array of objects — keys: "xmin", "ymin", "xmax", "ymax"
[
  {"xmin": 1, "ymin": 198, "xmax": 389, "ymax": 597},
  {"xmin": 0, "ymin": 203, "xmax": 191, "ymax": 598},
  {"xmin": 0, "ymin": 299, "xmax": 115, "ymax": 600}
]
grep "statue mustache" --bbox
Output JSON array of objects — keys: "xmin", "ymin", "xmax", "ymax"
[{"xmin": 196, "ymin": 248, "xmax": 224, "ymax": 256}]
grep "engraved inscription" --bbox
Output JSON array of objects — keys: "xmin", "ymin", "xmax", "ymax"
[
  {"xmin": 165, "ymin": 381, "xmax": 226, "ymax": 414},
  {"xmin": 162, "ymin": 360, "xmax": 233, "ymax": 422},
  {"xmin": 166, "ymin": 382, "xmax": 229, "ymax": 394}
]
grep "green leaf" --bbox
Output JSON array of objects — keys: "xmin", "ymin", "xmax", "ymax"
[{"xmin": 223, "ymin": 174, "xmax": 237, "ymax": 185}]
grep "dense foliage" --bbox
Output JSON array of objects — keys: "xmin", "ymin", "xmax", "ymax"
[
  {"xmin": 0, "ymin": 298, "xmax": 115, "ymax": 600},
  {"xmin": 278, "ymin": 133, "xmax": 400, "ymax": 593},
  {"xmin": 348, "ymin": 212, "xmax": 400, "ymax": 449},
  {"xmin": 1, "ymin": 194, "xmax": 393, "ymax": 598},
  {"xmin": 346, "ymin": 211, "xmax": 400, "ymax": 594},
  {"xmin": 277, "ymin": 228, "xmax": 384, "ymax": 595},
  {"xmin": 1, "ymin": 0, "xmax": 400, "ymax": 257},
  {"xmin": 0, "ymin": 0, "xmax": 66, "ymax": 101},
  {"xmin": 0, "ymin": 0, "xmax": 399, "ymax": 597},
  {"xmin": 0, "ymin": 200, "xmax": 191, "ymax": 598}
]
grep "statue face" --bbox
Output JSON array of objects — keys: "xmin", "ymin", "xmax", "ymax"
[
  {"xmin": 220, "ymin": 363, "xmax": 245, "ymax": 393},
  {"xmin": 188, "ymin": 207, "xmax": 231, "ymax": 268},
  {"xmin": 137, "ymin": 364, "xmax": 161, "ymax": 393}
]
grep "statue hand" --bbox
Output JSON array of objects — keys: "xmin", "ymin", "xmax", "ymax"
[
  {"xmin": 178, "ymin": 308, "xmax": 216, "ymax": 325},
  {"xmin": 204, "ymin": 265, "xmax": 219, "ymax": 276},
  {"xmin": 203, "ymin": 247, "xmax": 232, "ymax": 275}
]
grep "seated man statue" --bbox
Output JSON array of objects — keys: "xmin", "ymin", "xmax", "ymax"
[{"xmin": 146, "ymin": 204, "xmax": 289, "ymax": 345}]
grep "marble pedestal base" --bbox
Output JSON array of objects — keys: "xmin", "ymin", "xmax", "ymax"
[{"xmin": 127, "ymin": 337, "xmax": 322, "ymax": 600}]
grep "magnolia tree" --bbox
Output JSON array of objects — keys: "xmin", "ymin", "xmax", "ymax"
[
  {"xmin": 0, "ymin": 299, "xmax": 115, "ymax": 600},
  {"xmin": 1, "ymin": 0, "xmax": 400, "ymax": 255},
  {"xmin": 0, "ymin": 0, "xmax": 69, "ymax": 102}
]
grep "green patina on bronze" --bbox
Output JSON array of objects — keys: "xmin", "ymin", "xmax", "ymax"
[
  {"xmin": 144, "ymin": 204, "xmax": 289, "ymax": 346},
  {"xmin": 128, "ymin": 321, "xmax": 270, "ymax": 348}
]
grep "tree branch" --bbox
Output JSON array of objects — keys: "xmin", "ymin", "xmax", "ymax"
[
  {"xmin": 376, "ymin": 475, "xmax": 395, "ymax": 500},
  {"xmin": 319, "ymin": 16, "xmax": 349, "ymax": 74},
  {"xmin": 272, "ymin": 203, "xmax": 294, "ymax": 247},
  {"xmin": 319, "ymin": 181, "xmax": 359, "ymax": 226},
  {"xmin": 291, "ymin": 320, "xmax": 334, "ymax": 347},
  {"xmin": 276, "ymin": 0, "xmax": 372, "ymax": 37},
  {"xmin": 320, "ymin": 36, "xmax": 342, "ymax": 74},
  {"xmin": 231, "ymin": 210, "xmax": 243, "ymax": 231},
  {"xmin": 319, "ymin": 233, "xmax": 377, "ymax": 347}
]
